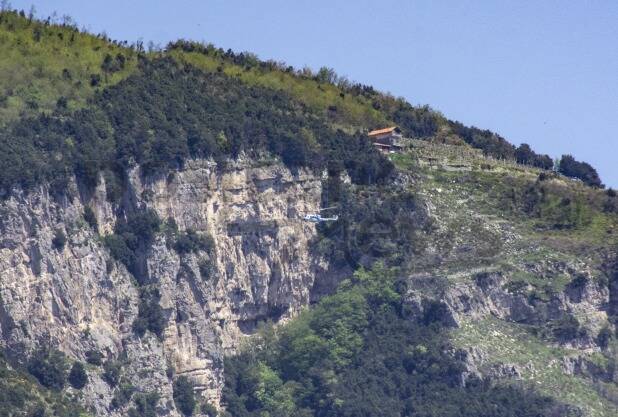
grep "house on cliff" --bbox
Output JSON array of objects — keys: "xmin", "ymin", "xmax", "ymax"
[{"xmin": 368, "ymin": 126, "xmax": 403, "ymax": 153}]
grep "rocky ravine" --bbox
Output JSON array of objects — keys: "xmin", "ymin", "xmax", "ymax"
[{"xmin": 0, "ymin": 158, "xmax": 331, "ymax": 416}]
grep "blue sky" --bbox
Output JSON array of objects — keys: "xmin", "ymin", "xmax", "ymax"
[{"xmin": 11, "ymin": 1, "xmax": 618, "ymax": 186}]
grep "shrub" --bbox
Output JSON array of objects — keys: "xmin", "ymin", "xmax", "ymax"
[
  {"xmin": 68, "ymin": 362, "xmax": 88, "ymax": 389},
  {"xmin": 104, "ymin": 234, "xmax": 134, "ymax": 267},
  {"xmin": 128, "ymin": 392, "xmax": 159, "ymax": 417},
  {"xmin": 201, "ymin": 402, "xmax": 218, "ymax": 417},
  {"xmin": 173, "ymin": 376, "xmax": 196, "ymax": 416},
  {"xmin": 174, "ymin": 229, "xmax": 214, "ymax": 254},
  {"xmin": 596, "ymin": 326, "xmax": 612, "ymax": 349},
  {"xmin": 111, "ymin": 383, "xmax": 135, "ymax": 409},
  {"xmin": 83, "ymin": 206, "xmax": 98, "ymax": 230},
  {"xmin": 133, "ymin": 288, "xmax": 166, "ymax": 338},
  {"xmin": 52, "ymin": 229, "xmax": 67, "ymax": 250},
  {"xmin": 222, "ymin": 263, "xmax": 557, "ymax": 417},
  {"xmin": 104, "ymin": 209, "xmax": 161, "ymax": 280},
  {"xmin": 85, "ymin": 349, "xmax": 103, "ymax": 366},
  {"xmin": 102, "ymin": 360, "xmax": 122, "ymax": 387},
  {"xmin": 558, "ymin": 154, "xmax": 603, "ymax": 188},
  {"xmin": 552, "ymin": 315, "xmax": 582, "ymax": 341},
  {"xmin": 198, "ymin": 259, "xmax": 215, "ymax": 282},
  {"xmin": 515, "ymin": 143, "xmax": 553, "ymax": 170},
  {"xmin": 27, "ymin": 349, "xmax": 68, "ymax": 390}
]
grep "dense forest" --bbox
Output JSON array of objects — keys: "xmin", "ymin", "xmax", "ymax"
[
  {"xmin": 0, "ymin": 56, "xmax": 393, "ymax": 196},
  {"xmin": 222, "ymin": 264, "xmax": 566, "ymax": 417}
]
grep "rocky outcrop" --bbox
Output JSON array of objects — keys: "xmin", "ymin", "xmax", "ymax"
[{"xmin": 0, "ymin": 158, "xmax": 331, "ymax": 415}]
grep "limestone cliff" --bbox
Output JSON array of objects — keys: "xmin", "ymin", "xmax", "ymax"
[{"xmin": 0, "ymin": 158, "xmax": 329, "ymax": 416}]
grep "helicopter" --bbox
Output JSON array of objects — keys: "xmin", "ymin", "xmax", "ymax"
[{"xmin": 303, "ymin": 206, "xmax": 339, "ymax": 223}]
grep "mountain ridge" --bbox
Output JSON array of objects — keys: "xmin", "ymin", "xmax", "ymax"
[{"xmin": 0, "ymin": 8, "xmax": 616, "ymax": 417}]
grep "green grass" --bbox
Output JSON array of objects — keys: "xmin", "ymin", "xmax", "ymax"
[
  {"xmin": 0, "ymin": 11, "xmax": 137, "ymax": 125},
  {"xmin": 389, "ymin": 152, "xmax": 417, "ymax": 171},
  {"xmin": 169, "ymin": 49, "xmax": 390, "ymax": 130},
  {"xmin": 452, "ymin": 317, "xmax": 618, "ymax": 417}
]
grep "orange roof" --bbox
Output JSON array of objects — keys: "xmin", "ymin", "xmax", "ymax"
[{"xmin": 368, "ymin": 126, "xmax": 398, "ymax": 136}]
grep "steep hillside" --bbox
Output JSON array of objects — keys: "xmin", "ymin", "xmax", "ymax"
[{"xmin": 0, "ymin": 8, "xmax": 616, "ymax": 417}]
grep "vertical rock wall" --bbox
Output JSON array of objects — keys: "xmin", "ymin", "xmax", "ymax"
[{"xmin": 0, "ymin": 158, "xmax": 330, "ymax": 415}]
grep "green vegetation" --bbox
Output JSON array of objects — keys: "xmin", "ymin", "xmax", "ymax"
[
  {"xmin": 27, "ymin": 348, "xmax": 68, "ymax": 390},
  {"xmin": 68, "ymin": 361, "xmax": 88, "ymax": 389},
  {"xmin": 0, "ymin": 10, "xmax": 604, "ymax": 200},
  {"xmin": 128, "ymin": 392, "xmax": 160, "ymax": 417},
  {"xmin": 0, "ymin": 10, "xmax": 136, "ymax": 125},
  {"xmin": 0, "ymin": 55, "xmax": 392, "ymax": 195},
  {"xmin": 104, "ymin": 208, "xmax": 161, "ymax": 280},
  {"xmin": 0, "ymin": 352, "xmax": 87, "ymax": 416},
  {"xmin": 102, "ymin": 359, "xmax": 122, "ymax": 387},
  {"xmin": 223, "ymin": 264, "xmax": 559, "ymax": 417},
  {"xmin": 173, "ymin": 228, "xmax": 215, "ymax": 255},
  {"xmin": 52, "ymin": 228, "xmax": 67, "ymax": 250},
  {"xmin": 133, "ymin": 287, "xmax": 166, "ymax": 338},
  {"xmin": 315, "ymin": 180, "xmax": 430, "ymax": 268},
  {"xmin": 173, "ymin": 376, "xmax": 197, "ymax": 416},
  {"xmin": 558, "ymin": 154, "xmax": 603, "ymax": 188},
  {"xmin": 452, "ymin": 318, "xmax": 618, "ymax": 417},
  {"xmin": 84, "ymin": 349, "xmax": 103, "ymax": 366},
  {"xmin": 83, "ymin": 205, "xmax": 98, "ymax": 229},
  {"xmin": 111, "ymin": 383, "xmax": 136, "ymax": 409},
  {"xmin": 0, "ymin": 8, "xmax": 615, "ymax": 417}
]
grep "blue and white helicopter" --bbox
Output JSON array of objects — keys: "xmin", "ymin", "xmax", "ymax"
[{"xmin": 303, "ymin": 206, "xmax": 339, "ymax": 223}]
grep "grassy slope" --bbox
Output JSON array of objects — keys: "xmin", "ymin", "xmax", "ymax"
[
  {"xmin": 0, "ymin": 10, "xmax": 437, "ymax": 137},
  {"xmin": 0, "ymin": 10, "xmax": 395, "ymax": 133},
  {"xmin": 0, "ymin": 11, "xmax": 137, "ymax": 125},
  {"xmin": 391, "ymin": 145, "xmax": 618, "ymax": 415},
  {"xmin": 169, "ymin": 49, "xmax": 392, "ymax": 131},
  {"xmin": 452, "ymin": 318, "xmax": 617, "ymax": 417}
]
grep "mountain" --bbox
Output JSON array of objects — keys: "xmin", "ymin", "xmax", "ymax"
[{"xmin": 0, "ymin": 9, "xmax": 616, "ymax": 417}]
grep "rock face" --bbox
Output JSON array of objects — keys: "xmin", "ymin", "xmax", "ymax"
[{"xmin": 0, "ymin": 158, "xmax": 329, "ymax": 415}]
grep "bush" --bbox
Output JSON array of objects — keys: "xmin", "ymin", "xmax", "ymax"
[
  {"xmin": 173, "ymin": 376, "xmax": 196, "ymax": 416},
  {"xmin": 102, "ymin": 360, "xmax": 122, "ymax": 387},
  {"xmin": 174, "ymin": 230, "xmax": 215, "ymax": 255},
  {"xmin": 128, "ymin": 392, "xmax": 159, "ymax": 417},
  {"xmin": 596, "ymin": 326, "xmax": 612, "ymax": 349},
  {"xmin": 198, "ymin": 259, "xmax": 215, "ymax": 282},
  {"xmin": 52, "ymin": 229, "xmax": 67, "ymax": 250},
  {"xmin": 27, "ymin": 349, "xmax": 68, "ymax": 390},
  {"xmin": 515, "ymin": 143, "xmax": 553, "ymax": 170},
  {"xmin": 201, "ymin": 403, "xmax": 218, "ymax": 417},
  {"xmin": 83, "ymin": 206, "xmax": 98, "ymax": 230},
  {"xmin": 0, "ymin": 57, "xmax": 393, "ymax": 197},
  {"xmin": 68, "ymin": 362, "xmax": 88, "ymax": 389},
  {"xmin": 111, "ymin": 383, "xmax": 135, "ymax": 409},
  {"xmin": 104, "ymin": 234, "xmax": 134, "ymax": 270},
  {"xmin": 558, "ymin": 154, "xmax": 603, "ymax": 188},
  {"xmin": 104, "ymin": 208, "xmax": 161, "ymax": 280},
  {"xmin": 552, "ymin": 315, "xmax": 582, "ymax": 341},
  {"xmin": 85, "ymin": 349, "xmax": 103, "ymax": 366},
  {"xmin": 133, "ymin": 288, "xmax": 166, "ymax": 338}
]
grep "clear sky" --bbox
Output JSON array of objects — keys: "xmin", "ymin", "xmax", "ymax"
[{"xmin": 11, "ymin": 0, "xmax": 618, "ymax": 186}]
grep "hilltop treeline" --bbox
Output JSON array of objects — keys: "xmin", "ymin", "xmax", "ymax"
[
  {"xmin": 0, "ymin": 9, "xmax": 605, "ymax": 191},
  {"xmin": 0, "ymin": 57, "xmax": 393, "ymax": 195}
]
